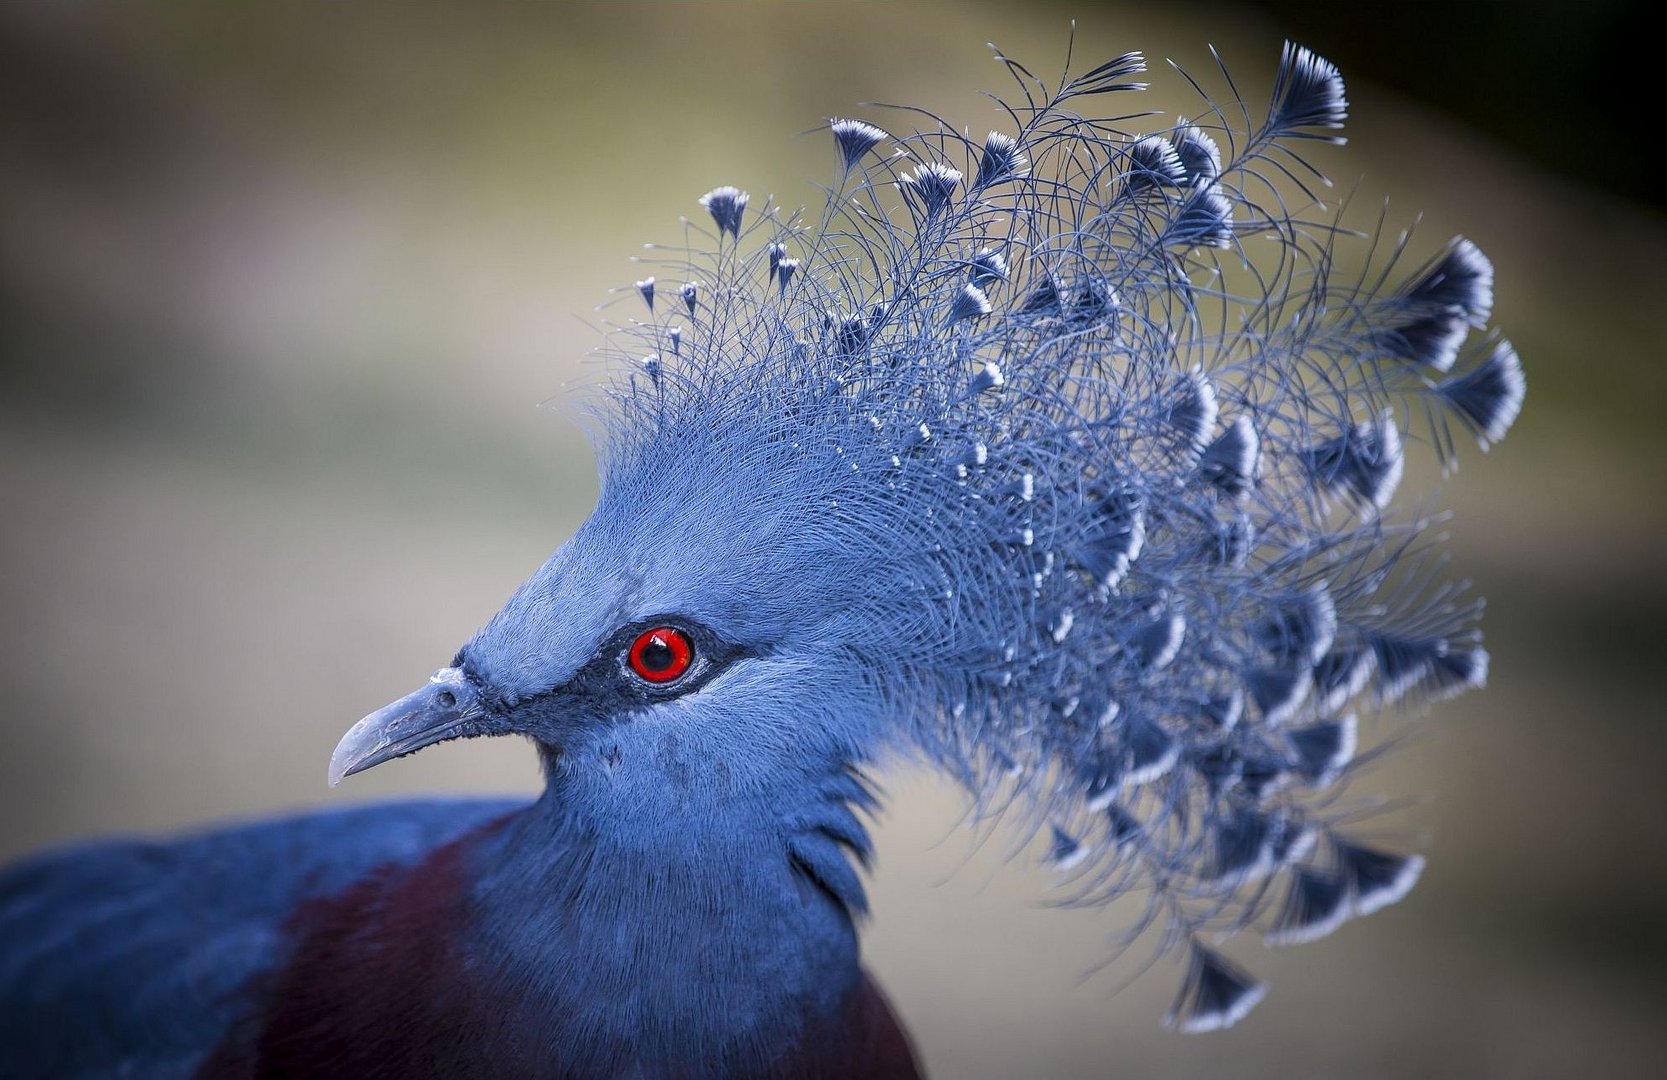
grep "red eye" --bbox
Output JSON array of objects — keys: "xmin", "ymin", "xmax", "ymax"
[{"xmin": 628, "ymin": 627, "xmax": 694, "ymax": 684}]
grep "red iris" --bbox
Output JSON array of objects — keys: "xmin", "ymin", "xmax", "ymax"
[{"xmin": 628, "ymin": 627, "xmax": 693, "ymax": 683}]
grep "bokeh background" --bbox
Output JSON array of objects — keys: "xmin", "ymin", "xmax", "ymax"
[{"xmin": 2, "ymin": 3, "xmax": 1662, "ymax": 1077}]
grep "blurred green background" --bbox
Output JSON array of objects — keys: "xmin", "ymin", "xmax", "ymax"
[{"xmin": 2, "ymin": 3, "xmax": 1662, "ymax": 1077}]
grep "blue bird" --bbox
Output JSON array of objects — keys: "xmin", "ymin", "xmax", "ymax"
[{"xmin": 0, "ymin": 40, "xmax": 1523, "ymax": 1078}]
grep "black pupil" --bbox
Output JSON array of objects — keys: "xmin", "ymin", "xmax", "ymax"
[{"xmin": 639, "ymin": 635, "xmax": 677, "ymax": 673}]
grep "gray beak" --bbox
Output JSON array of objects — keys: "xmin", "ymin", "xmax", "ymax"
[{"xmin": 329, "ymin": 666, "xmax": 486, "ymax": 786}]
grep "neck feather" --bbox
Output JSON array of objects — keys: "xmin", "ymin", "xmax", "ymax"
[{"xmin": 457, "ymin": 770, "xmax": 869, "ymax": 1075}]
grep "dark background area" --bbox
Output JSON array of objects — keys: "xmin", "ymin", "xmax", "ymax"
[
  {"xmin": 1251, "ymin": 0, "xmax": 1658, "ymax": 208},
  {"xmin": 2, "ymin": 3, "xmax": 1662, "ymax": 1077}
]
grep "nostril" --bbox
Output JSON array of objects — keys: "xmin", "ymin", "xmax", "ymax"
[{"xmin": 436, "ymin": 690, "xmax": 457, "ymax": 709}]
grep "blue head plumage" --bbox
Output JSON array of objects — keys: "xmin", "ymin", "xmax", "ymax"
[{"xmin": 334, "ymin": 41, "xmax": 1523, "ymax": 1034}]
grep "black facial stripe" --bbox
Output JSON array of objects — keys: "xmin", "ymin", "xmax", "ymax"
[{"xmin": 462, "ymin": 616, "xmax": 752, "ymax": 717}]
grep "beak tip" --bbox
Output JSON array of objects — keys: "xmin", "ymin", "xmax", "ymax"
[{"xmin": 327, "ymin": 719, "xmax": 371, "ymax": 789}]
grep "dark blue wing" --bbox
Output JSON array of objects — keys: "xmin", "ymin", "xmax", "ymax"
[{"xmin": 0, "ymin": 797, "xmax": 527, "ymax": 1078}]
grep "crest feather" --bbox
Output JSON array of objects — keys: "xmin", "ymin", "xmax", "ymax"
[{"xmin": 590, "ymin": 39, "xmax": 1519, "ymax": 1030}]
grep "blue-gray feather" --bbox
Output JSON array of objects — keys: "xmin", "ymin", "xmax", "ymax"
[
  {"xmin": 588, "ymin": 40, "xmax": 1520, "ymax": 1030},
  {"xmin": 0, "ymin": 799, "xmax": 523, "ymax": 1076}
]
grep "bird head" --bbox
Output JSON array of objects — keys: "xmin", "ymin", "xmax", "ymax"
[
  {"xmin": 327, "ymin": 390, "xmax": 953, "ymax": 842},
  {"xmin": 326, "ymin": 41, "xmax": 1522, "ymax": 1027}
]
